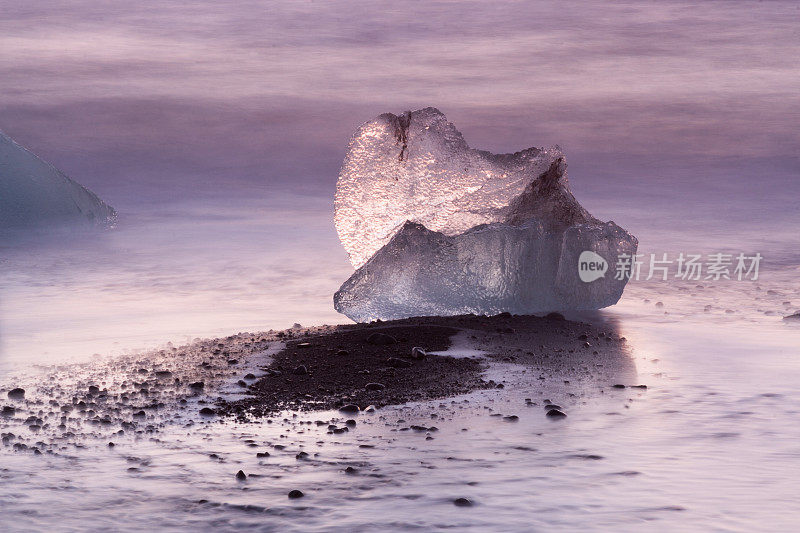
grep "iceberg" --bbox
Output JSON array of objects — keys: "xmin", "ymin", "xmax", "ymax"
[
  {"xmin": 0, "ymin": 130, "xmax": 116, "ymax": 229},
  {"xmin": 334, "ymin": 108, "xmax": 637, "ymax": 322}
]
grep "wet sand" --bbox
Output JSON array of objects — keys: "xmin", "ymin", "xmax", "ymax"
[
  {"xmin": 0, "ymin": 313, "xmax": 665, "ymax": 531},
  {"xmin": 1, "ymin": 313, "xmax": 633, "ymax": 456},
  {"xmin": 220, "ymin": 313, "xmax": 634, "ymax": 420}
]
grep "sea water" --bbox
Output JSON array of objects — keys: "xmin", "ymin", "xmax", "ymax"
[{"xmin": 1, "ymin": 191, "xmax": 798, "ymax": 531}]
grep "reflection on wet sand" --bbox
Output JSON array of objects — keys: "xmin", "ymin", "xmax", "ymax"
[{"xmin": 9, "ymin": 311, "xmax": 795, "ymax": 531}]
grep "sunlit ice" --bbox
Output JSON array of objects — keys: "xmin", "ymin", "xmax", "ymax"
[{"xmin": 1, "ymin": 1, "xmax": 799, "ymax": 531}]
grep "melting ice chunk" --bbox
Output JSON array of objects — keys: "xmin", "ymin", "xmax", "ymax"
[
  {"xmin": 335, "ymin": 107, "xmax": 563, "ymax": 268},
  {"xmin": 0, "ymin": 130, "xmax": 115, "ymax": 229},
  {"xmin": 333, "ymin": 108, "xmax": 638, "ymax": 322}
]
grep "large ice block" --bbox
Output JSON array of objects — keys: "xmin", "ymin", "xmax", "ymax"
[
  {"xmin": 334, "ymin": 217, "xmax": 636, "ymax": 322},
  {"xmin": 0, "ymin": 130, "xmax": 116, "ymax": 229},
  {"xmin": 335, "ymin": 107, "xmax": 563, "ymax": 268},
  {"xmin": 333, "ymin": 108, "xmax": 638, "ymax": 322}
]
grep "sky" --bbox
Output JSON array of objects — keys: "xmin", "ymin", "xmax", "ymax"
[{"xmin": 0, "ymin": 0, "xmax": 798, "ymax": 210}]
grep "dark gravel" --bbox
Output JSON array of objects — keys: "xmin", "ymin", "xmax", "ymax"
[
  {"xmin": 217, "ymin": 322, "xmax": 491, "ymax": 419},
  {"xmin": 214, "ymin": 313, "xmax": 632, "ymax": 420}
]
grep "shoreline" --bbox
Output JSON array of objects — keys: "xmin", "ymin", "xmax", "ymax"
[{"xmin": 1, "ymin": 312, "xmax": 634, "ymax": 456}]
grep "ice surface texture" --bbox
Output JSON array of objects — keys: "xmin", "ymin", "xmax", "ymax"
[
  {"xmin": 0, "ymin": 131, "xmax": 115, "ymax": 229},
  {"xmin": 335, "ymin": 107, "xmax": 563, "ymax": 269},
  {"xmin": 334, "ymin": 108, "xmax": 637, "ymax": 322}
]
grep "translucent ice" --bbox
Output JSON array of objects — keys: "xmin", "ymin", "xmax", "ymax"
[
  {"xmin": 1, "ymin": 130, "xmax": 116, "ymax": 229},
  {"xmin": 333, "ymin": 108, "xmax": 638, "ymax": 322},
  {"xmin": 335, "ymin": 107, "xmax": 563, "ymax": 268}
]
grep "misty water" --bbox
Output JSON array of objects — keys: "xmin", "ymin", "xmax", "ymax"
[
  {"xmin": 2, "ymin": 192, "xmax": 798, "ymax": 531},
  {"xmin": 2, "ymin": 0, "xmax": 800, "ymax": 531}
]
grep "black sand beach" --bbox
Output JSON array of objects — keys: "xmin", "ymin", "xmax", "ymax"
[
  {"xmin": 1, "ymin": 313, "xmax": 634, "ymax": 456},
  {"xmin": 217, "ymin": 313, "xmax": 633, "ymax": 419}
]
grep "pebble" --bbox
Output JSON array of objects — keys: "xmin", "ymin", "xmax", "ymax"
[
  {"xmin": 411, "ymin": 347, "xmax": 427, "ymax": 359},
  {"xmin": 366, "ymin": 333, "xmax": 397, "ymax": 345},
  {"xmin": 236, "ymin": 470, "xmax": 247, "ymax": 480},
  {"xmin": 288, "ymin": 489, "xmax": 304, "ymax": 499},
  {"xmin": 292, "ymin": 365, "xmax": 308, "ymax": 375},
  {"xmin": 256, "ymin": 452, "xmax": 270, "ymax": 458},
  {"xmin": 336, "ymin": 349, "xmax": 350, "ymax": 356},
  {"xmin": 339, "ymin": 404, "xmax": 360, "ymax": 414},
  {"xmin": 546, "ymin": 409, "xmax": 567, "ymax": 418},
  {"xmin": 199, "ymin": 407, "xmax": 216, "ymax": 416},
  {"xmin": 7, "ymin": 388, "xmax": 25, "ymax": 400},
  {"xmin": 365, "ymin": 383, "xmax": 386, "ymax": 391},
  {"xmin": 386, "ymin": 357, "xmax": 412, "ymax": 368},
  {"xmin": 611, "ymin": 384, "xmax": 626, "ymax": 389},
  {"xmin": 453, "ymin": 497, "xmax": 473, "ymax": 507}
]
